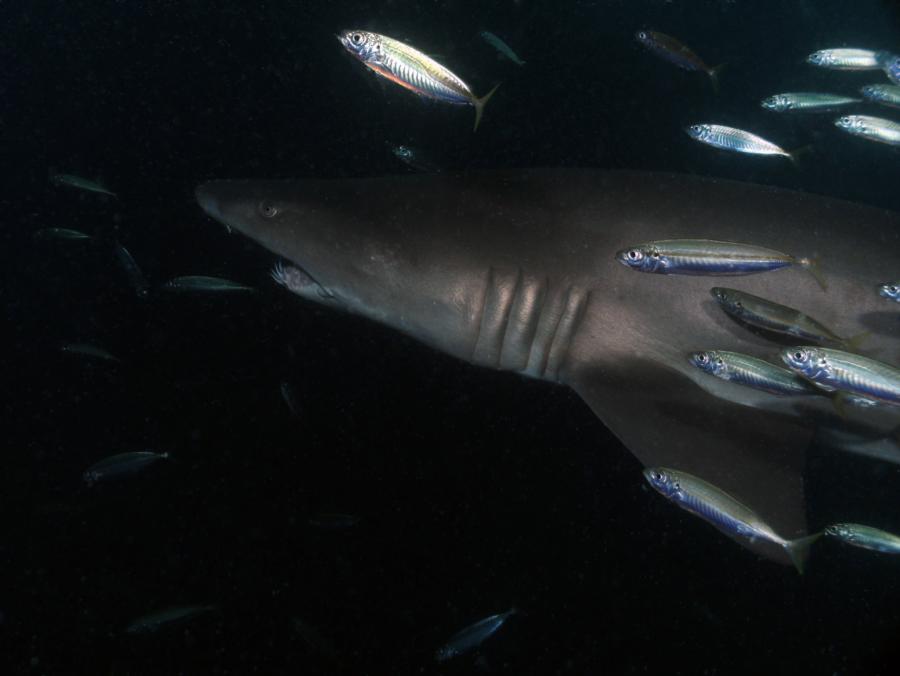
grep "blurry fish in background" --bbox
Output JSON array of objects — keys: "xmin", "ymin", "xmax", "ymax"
[
  {"xmin": 60, "ymin": 342, "xmax": 120, "ymax": 362},
  {"xmin": 125, "ymin": 605, "xmax": 217, "ymax": 634},
  {"xmin": 685, "ymin": 124, "xmax": 800, "ymax": 162},
  {"xmin": 643, "ymin": 468, "xmax": 821, "ymax": 573},
  {"xmin": 308, "ymin": 513, "xmax": 361, "ymax": 529},
  {"xmin": 860, "ymin": 84, "xmax": 900, "ymax": 108},
  {"xmin": 435, "ymin": 608, "xmax": 517, "ymax": 661},
  {"xmin": 480, "ymin": 31, "xmax": 525, "ymax": 65},
  {"xmin": 761, "ymin": 92, "xmax": 860, "ymax": 112},
  {"xmin": 835, "ymin": 114, "xmax": 900, "ymax": 146},
  {"xmin": 688, "ymin": 350, "xmax": 822, "ymax": 396},
  {"xmin": 816, "ymin": 427, "xmax": 900, "ymax": 466},
  {"xmin": 162, "ymin": 275, "xmax": 255, "ymax": 293},
  {"xmin": 635, "ymin": 30, "xmax": 723, "ymax": 89},
  {"xmin": 616, "ymin": 239, "xmax": 824, "ymax": 288},
  {"xmin": 781, "ymin": 347, "xmax": 900, "ymax": 406},
  {"xmin": 825, "ymin": 523, "xmax": 900, "ymax": 554},
  {"xmin": 83, "ymin": 451, "xmax": 169, "ymax": 485},
  {"xmin": 50, "ymin": 173, "xmax": 117, "ymax": 197},
  {"xmin": 878, "ymin": 52, "xmax": 900, "ymax": 83},
  {"xmin": 879, "ymin": 281, "xmax": 900, "ymax": 302},
  {"xmin": 33, "ymin": 227, "xmax": 92, "ymax": 241},
  {"xmin": 280, "ymin": 381, "xmax": 301, "ymax": 418},
  {"xmin": 113, "ymin": 242, "xmax": 151, "ymax": 298},
  {"xmin": 806, "ymin": 48, "xmax": 883, "ymax": 70},
  {"xmin": 337, "ymin": 30, "xmax": 500, "ymax": 131},
  {"xmin": 390, "ymin": 144, "xmax": 442, "ymax": 173},
  {"xmin": 710, "ymin": 287, "xmax": 865, "ymax": 348}
]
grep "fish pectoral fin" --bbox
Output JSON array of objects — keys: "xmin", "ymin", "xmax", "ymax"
[{"xmin": 568, "ymin": 354, "xmax": 812, "ymax": 567}]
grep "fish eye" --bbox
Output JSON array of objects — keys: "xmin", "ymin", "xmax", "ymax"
[
  {"xmin": 259, "ymin": 202, "xmax": 279, "ymax": 218},
  {"xmin": 793, "ymin": 350, "xmax": 806, "ymax": 362},
  {"xmin": 637, "ymin": 31, "xmax": 646, "ymax": 39},
  {"xmin": 628, "ymin": 250, "xmax": 640, "ymax": 260},
  {"xmin": 351, "ymin": 32, "xmax": 363, "ymax": 44},
  {"xmin": 696, "ymin": 353, "xmax": 708, "ymax": 364},
  {"xmin": 889, "ymin": 285, "xmax": 898, "ymax": 293}
]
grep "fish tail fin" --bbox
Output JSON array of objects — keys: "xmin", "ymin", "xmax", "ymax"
[
  {"xmin": 843, "ymin": 331, "xmax": 870, "ymax": 351},
  {"xmin": 799, "ymin": 256, "xmax": 827, "ymax": 291},
  {"xmin": 785, "ymin": 532, "xmax": 822, "ymax": 575},
  {"xmin": 708, "ymin": 64, "xmax": 726, "ymax": 93},
  {"xmin": 473, "ymin": 83, "xmax": 501, "ymax": 132},
  {"xmin": 787, "ymin": 144, "xmax": 814, "ymax": 166}
]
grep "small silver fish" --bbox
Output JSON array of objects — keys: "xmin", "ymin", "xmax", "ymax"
[
  {"xmin": 391, "ymin": 144, "xmax": 442, "ymax": 173},
  {"xmin": 60, "ymin": 343, "xmax": 120, "ymax": 362},
  {"xmin": 83, "ymin": 451, "xmax": 169, "ymax": 485},
  {"xmin": 643, "ymin": 467, "xmax": 821, "ymax": 573},
  {"xmin": 825, "ymin": 523, "xmax": 900, "ymax": 554},
  {"xmin": 33, "ymin": 227, "xmax": 92, "ymax": 240},
  {"xmin": 435, "ymin": 608, "xmax": 517, "ymax": 661},
  {"xmin": 51, "ymin": 173, "xmax": 116, "ymax": 197},
  {"xmin": 689, "ymin": 350, "xmax": 821, "ymax": 396},
  {"xmin": 615, "ymin": 240, "xmax": 824, "ymax": 289},
  {"xmin": 835, "ymin": 114, "xmax": 900, "ymax": 146},
  {"xmin": 686, "ymin": 124, "xmax": 796, "ymax": 160},
  {"xmin": 125, "ymin": 605, "xmax": 216, "ymax": 634},
  {"xmin": 781, "ymin": 347, "xmax": 900, "ymax": 406},
  {"xmin": 113, "ymin": 242, "xmax": 150, "ymax": 298},
  {"xmin": 480, "ymin": 31, "xmax": 525, "ymax": 66},
  {"xmin": 280, "ymin": 381, "xmax": 301, "ymax": 417},
  {"xmin": 271, "ymin": 261, "xmax": 335, "ymax": 301},
  {"xmin": 860, "ymin": 84, "xmax": 900, "ymax": 109},
  {"xmin": 308, "ymin": 513, "xmax": 361, "ymax": 529},
  {"xmin": 761, "ymin": 92, "xmax": 860, "ymax": 112},
  {"xmin": 879, "ymin": 281, "xmax": 900, "ymax": 302},
  {"xmin": 162, "ymin": 275, "xmax": 255, "ymax": 292},
  {"xmin": 338, "ymin": 30, "xmax": 500, "ymax": 131},
  {"xmin": 635, "ymin": 30, "xmax": 722, "ymax": 89},
  {"xmin": 710, "ymin": 287, "xmax": 863, "ymax": 348},
  {"xmin": 806, "ymin": 48, "xmax": 883, "ymax": 70}
]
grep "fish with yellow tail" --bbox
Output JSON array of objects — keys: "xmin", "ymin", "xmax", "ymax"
[
  {"xmin": 338, "ymin": 30, "xmax": 499, "ymax": 131},
  {"xmin": 644, "ymin": 467, "xmax": 821, "ymax": 574}
]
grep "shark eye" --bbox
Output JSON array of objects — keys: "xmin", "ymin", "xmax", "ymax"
[{"xmin": 259, "ymin": 202, "xmax": 279, "ymax": 218}]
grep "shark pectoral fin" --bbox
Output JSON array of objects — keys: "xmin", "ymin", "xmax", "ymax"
[{"xmin": 568, "ymin": 355, "xmax": 812, "ymax": 567}]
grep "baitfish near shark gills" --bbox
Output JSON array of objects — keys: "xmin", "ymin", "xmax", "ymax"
[{"xmin": 195, "ymin": 170, "xmax": 900, "ymax": 568}]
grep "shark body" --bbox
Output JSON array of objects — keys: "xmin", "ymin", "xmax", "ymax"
[{"xmin": 196, "ymin": 170, "xmax": 900, "ymax": 566}]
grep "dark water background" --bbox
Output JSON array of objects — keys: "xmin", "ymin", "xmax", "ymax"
[{"xmin": 2, "ymin": 1, "xmax": 900, "ymax": 673}]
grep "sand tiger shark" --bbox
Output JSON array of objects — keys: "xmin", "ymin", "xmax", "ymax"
[{"xmin": 196, "ymin": 170, "xmax": 900, "ymax": 567}]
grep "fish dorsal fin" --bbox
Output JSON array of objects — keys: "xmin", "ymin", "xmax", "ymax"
[{"xmin": 567, "ymin": 352, "xmax": 811, "ymax": 567}]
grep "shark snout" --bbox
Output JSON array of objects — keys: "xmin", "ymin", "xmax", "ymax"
[{"xmin": 195, "ymin": 182, "xmax": 223, "ymax": 223}]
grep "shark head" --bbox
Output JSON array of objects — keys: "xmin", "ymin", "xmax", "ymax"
[{"xmin": 195, "ymin": 178, "xmax": 496, "ymax": 362}]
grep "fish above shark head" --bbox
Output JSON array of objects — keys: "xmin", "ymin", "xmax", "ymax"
[{"xmin": 197, "ymin": 170, "xmax": 900, "ymax": 568}]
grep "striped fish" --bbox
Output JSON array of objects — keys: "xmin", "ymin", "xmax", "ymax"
[
  {"xmin": 761, "ymin": 92, "xmax": 860, "ymax": 113},
  {"xmin": 338, "ymin": 30, "xmax": 499, "ymax": 131},
  {"xmin": 643, "ymin": 467, "xmax": 821, "ymax": 573},
  {"xmin": 688, "ymin": 350, "xmax": 821, "ymax": 396},
  {"xmin": 835, "ymin": 115, "xmax": 900, "ymax": 147},
  {"xmin": 860, "ymin": 84, "xmax": 900, "ymax": 109},
  {"xmin": 806, "ymin": 48, "xmax": 883, "ymax": 71},
  {"xmin": 781, "ymin": 347, "xmax": 900, "ymax": 406},
  {"xmin": 685, "ymin": 124, "xmax": 796, "ymax": 160},
  {"xmin": 635, "ymin": 30, "xmax": 723, "ymax": 89}
]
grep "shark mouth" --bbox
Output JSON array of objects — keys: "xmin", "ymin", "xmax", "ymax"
[{"xmin": 270, "ymin": 260, "xmax": 335, "ymax": 301}]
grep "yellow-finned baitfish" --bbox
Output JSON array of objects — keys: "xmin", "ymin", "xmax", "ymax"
[
  {"xmin": 806, "ymin": 48, "xmax": 883, "ymax": 71},
  {"xmin": 860, "ymin": 84, "xmax": 900, "ymax": 109},
  {"xmin": 710, "ymin": 287, "xmax": 864, "ymax": 348},
  {"xmin": 615, "ymin": 239, "xmax": 825, "ymax": 289},
  {"xmin": 685, "ymin": 124, "xmax": 798, "ymax": 162},
  {"xmin": 761, "ymin": 92, "xmax": 860, "ymax": 113},
  {"xmin": 635, "ymin": 30, "xmax": 723, "ymax": 89},
  {"xmin": 435, "ymin": 608, "xmax": 517, "ymax": 662},
  {"xmin": 879, "ymin": 281, "xmax": 900, "ymax": 302},
  {"xmin": 689, "ymin": 350, "xmax": 822, "ymax": 397},
  {"xmin": 781, "ymin": 347, "xmax": 900, "ymax": 407},
  {"xmin": 338, "ymin": 30, "xmax": 500, "ymax": 131},
  {"xmin": 50, "ymin": 173, "xmax": 117, "ymax": 197},
  {"xmin": 643, "ymin": 468, "xmax": 821, "ymax": 573},
  {"xmin": 825, "ymin": 523, "xmax": 900, "ymax": 554},
  {"xmin": 835, "ymin": 114, "xmax": 900, "ymax": 147},
  {"xmin": 162, "ymin": 275, "xmax": 255, "ymax": 293},
  {"xmin": 480, "ymin": 31, "xmax": 525, "ymax": 66},
  {"xmin": 83, "ymin": 451, "xmax": 169, "ymax": 485}
]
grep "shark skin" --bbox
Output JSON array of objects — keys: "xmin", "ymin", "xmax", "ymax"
[{"xmin": 196, "ymin": 170, "xmax": 900, "ymax": 567}]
